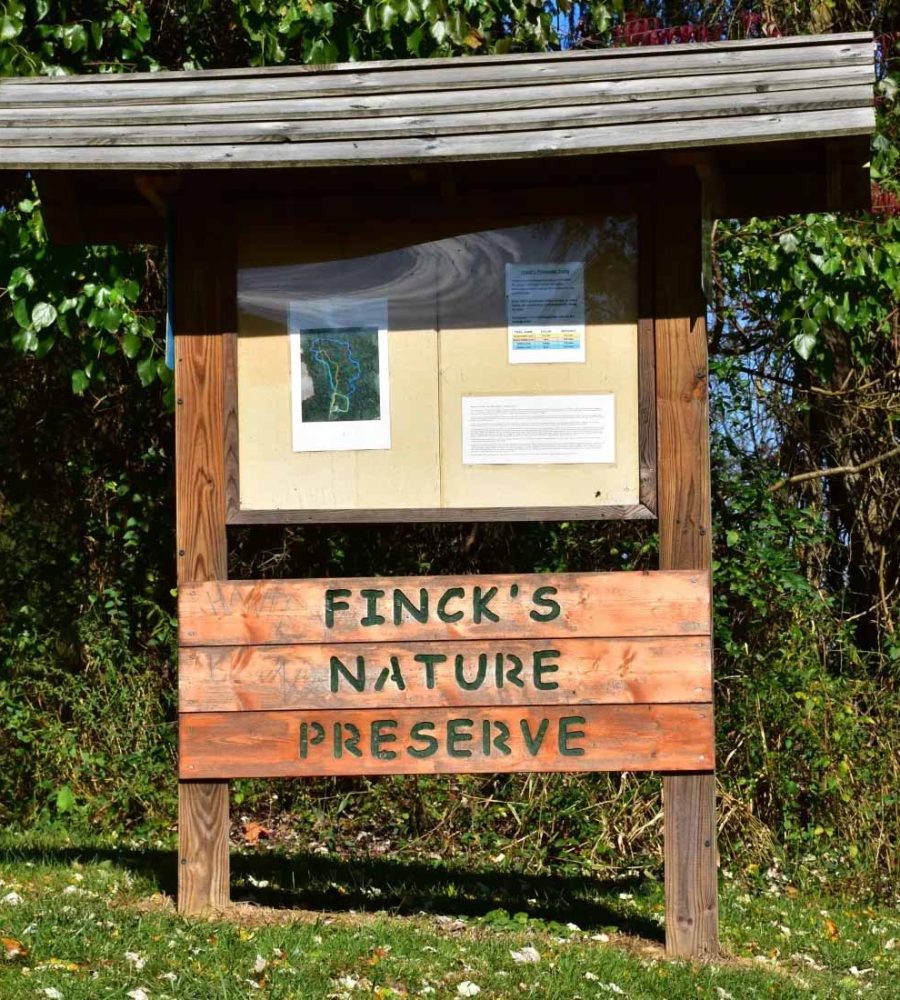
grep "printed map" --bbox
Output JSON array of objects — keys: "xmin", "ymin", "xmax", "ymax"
[{"xmin": 299, "ymin": 327, "xmax": 381, "ymax": 423}]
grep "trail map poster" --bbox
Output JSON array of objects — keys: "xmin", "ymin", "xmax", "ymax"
[{"xmin": 289, "ymin": 298, "xmax": 391, "ymax": 452}]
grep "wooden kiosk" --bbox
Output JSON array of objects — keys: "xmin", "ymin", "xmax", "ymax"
[{"xmin": 1, "ymin": 32, "xmax": 874, "ymax": 958}]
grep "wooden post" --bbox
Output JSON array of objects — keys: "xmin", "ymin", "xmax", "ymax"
[
  {"xmin": 174, "ymin": 191, "xmax": 235, "ymax": 914},
  {"xmin": 654, "ymin": 168, "xmax": 719, "ymax": 958}
]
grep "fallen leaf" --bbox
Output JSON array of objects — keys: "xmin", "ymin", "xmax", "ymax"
[
  {"xmin": 510, "ymin": 946, "xmax": 540, "ymax": 965},
  {"xmin": 1, "ymin": 891, "xmax": 23, "ymax": 905},
  {"xmin": 242, "ymin": 821, "xmax": 273, "ymax": 845},
  {"xmin": 127, "ymin": 990, "xmax": 150, "ymax": 1000},
  {"xmin": 824, "ymin": 918, "xmax": 840, "ymax": 940},
  {"xmin": 252, "ymin": 954, "xmax": 267, "ymax": 974},
  {"xmin": 1, "ymin": 936, "xmax": 27, "ymax": 960},
  {"xmin": 125, "ymin": 951, "xmax": 147, "ymax": 971},
  {"xmin": 41, "ymin": 990, "xmax": 63, "ymax": 1000},
  {"xmin": 457, "ymin": 984, "xmax": 480, "ymax": 997}
]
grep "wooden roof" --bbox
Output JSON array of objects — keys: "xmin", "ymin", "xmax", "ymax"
[{"xmin": 0, "ymin": 33, "xmax": 875, "ymax": 171}]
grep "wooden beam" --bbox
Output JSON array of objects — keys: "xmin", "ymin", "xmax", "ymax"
[
  {"xmin": 179, "ymin": 704, "xmax": 715, "ymax": 779},
  {"xmin": 178, "ymin": 570, "xmax": 711, "ymax": 647},
  {"xmin": 654, "ymin": 169, "xmax": 719, "ymax": 959},
  {"xmin": 174, "ymin": 187, "xmax": 235, "ymax": 915}
]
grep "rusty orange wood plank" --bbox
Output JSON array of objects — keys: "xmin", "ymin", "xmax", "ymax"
[
  {"xmin": 179, "ymin": 704, "xmax": 714, "ymax": 778},
  {"xmin": 179, "ymin": 636, "xmax": 712, "ymax": 712},
  {"xmin": 178, "ymin": 570, "xmax": 709, "ymax": 646}
]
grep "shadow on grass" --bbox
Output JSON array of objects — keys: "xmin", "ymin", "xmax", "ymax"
[{"xmin": 0, "ymin": 843, "xmax": 664, "ymax": 943}]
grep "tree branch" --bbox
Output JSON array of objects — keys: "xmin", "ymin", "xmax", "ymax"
[{"xmin": 767, "ymin": 445, "xmax": 900, "ymax": 493}]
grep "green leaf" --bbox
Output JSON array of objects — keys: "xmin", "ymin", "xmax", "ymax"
[
  {"xmin": 11, "ymin": 328, "xmax": 38, "ymax": 353},
  {"xmin": 0, "ymin": 15, "xmax": 21, "ymax": 43},
  {"xmin": 779, "ymin": 232, "xmax": 799, "ymax": 254},
  {"xmin": 136, "ymin": 357, "xmax": 157, "ymax": 387},
  {"xmin": 380, "ymin": 2, "xmax": 396, "ymax": 30},
  {"xmin": 56, "ymin": 785, "xmax": 76, "ymax": 814},
  {"xmin": 363, "ymin": 6, "xmax": 378, "ymax": 32},
  {"xmin": 8, "ymin": 266, "xmax": 34, "ymax": 293},
  {"xmin": 122, "ymin": 331, "xmax": 142, "ymax": 359},
  {"xmin": 13, "ymin": 298, "xmax": 30, "ymax": 329},
  {"xmin": 430, "ymin": 19, "xmax": 447, "ymax": 43},
  {"xmin": 31, "ymin": 301, "xmax": 58, "ymax": 331},
  {"xmin": 71, "ymin": 370, "xmax": 90, "ymax": 394},
  {"xmin": 60, "ymin": 23, "xmax": 88, "ymax": 53},
  {"xmin": 793, "ymin": 331, "xmax": 817, "ymax": 360},
  {"xmin": 726, "ymin": 530, "xmax": 740, "ymax": 548},
  {"xmin": 100, "ymin": 306, "xmax": 124, "ymax": 332}
]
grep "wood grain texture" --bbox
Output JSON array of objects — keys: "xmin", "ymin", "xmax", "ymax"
[
  {"xmin": 226, "ymin": 504, "xmax": 656, "ymax": 526},
  {"xmin": 178, "ymin": 636, "xmax": 713, "ymax": 712},
  {"xmin": 0, "ymin": 86, "xmax": 873, "ymax": 146},
  {"xmin": 0, "ymin": 107, "xmax": 874, "ymax": 170},
  {"xmin": 654, "ymin": 171, "xmax": 719, "ymax": 958},
  {"xmin": 223, "ymin": 331, "xmax": 240, "ymax": 524},
  {"xmin": 0, "ymin": 64, "xmax": 873, "ymax": 129},
  {"xmin": 638, "ymin": 209, "xmax": 658, "ymax": 513},
  {"xmin": 179, "ymin": 704, "xmax": 715, "ymax": 778},
  {"xmin": 177, "ymin": 781, "xmax": 230, "ymax": 915},
  {"xmin": 174, "ymin": 193, "xmax": 235, "ymax": 915},
  {"xmin": 178, "ymin": 570, "xmax": 710, "ymax": 647},
  {"xmin": 0, "ymin": 38, "xmax": 870, "ymax": 106}
]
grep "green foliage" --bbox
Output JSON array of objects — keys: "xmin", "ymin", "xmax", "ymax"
[
  {"xmin": 235, "ymin": 0, "xmax": 556, "ymax": 64},
  {"xmin": 0, "ymin": 0, "xmax": 155, "ymax": 75}
]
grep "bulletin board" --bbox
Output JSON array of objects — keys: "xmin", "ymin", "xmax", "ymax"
[{"xmin": 231, "ymin": 207, "xmax": 653, "ymax": 523}]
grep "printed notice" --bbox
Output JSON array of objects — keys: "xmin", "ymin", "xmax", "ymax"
[
  {"xmin": 506, "ymin": 262, "xmax": 585, "ymax": 364},
  {"xmin": 289, "ymin": 298, "xmax": 391, "ymax": 452},
  {"xmin": 462, "ymin": 395, "xmax": 615, "ymax": 465}
]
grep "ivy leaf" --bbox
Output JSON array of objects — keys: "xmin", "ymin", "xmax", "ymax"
[
  {"xmin": 793, "ymin": 331, "xmax": 817, "ymax": 360},
  {"xmin": 31, "ymin": 301, "xmax": 58, "ymax": 331},
  {"xmin": 13, "ymin": 298, "xmax": 31, "ymax": 329},
  {"xmin": 0, "ymin": 15, "xmax": 21, "ymax": 43},
  {"xmin": 60, "ymin": 23, "xmax": 88, "ymax": 53},
  {"xmin": 8, "ymin": 266, "xmax": 35, "ymax": 293},
  {"xmin": 779, "ymin": 232, "xmax": 799, "ymax": 254},
  {"xmin": 381, "ymin": 3, "xmax": 396, "ymax": 30},
  {"xmin": 430, "ymin": 19, "xmax": 447, "ymax": 43},
  {"xmin": 122, "ymin": 331, "xmax": 142, "ymax": 359},
  {"xmin": 71, "ymin": 369, "xmax": 90, "ymax": 394},
  {"xmin": 136, "ymin": 358, "xmax": 157, "ymax": 387},
  {"xmin": 11, "ymin": 328, "xmax": 38, "ymax": 353}
]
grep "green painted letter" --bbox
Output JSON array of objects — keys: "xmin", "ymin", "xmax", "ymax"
[
  {"xmin": 529, "ymin": 586, "xmax": 561, "ymax": 623},
  {"xmin": 533, "ymin": 649, "xmax": 560, "ymax": 690},
  {"xmin": 408, "ymin": 721, "xmax": 438, "ymax": 758},
  {"xmin": 371, "ymin": 719, "xmax": 398, "ymax": 760},
  {"xmin": 325, "ymin": 588, "xmax": 351, "ymax": 628},
  {"xmin": 559, "ymin": 716, "xmax": 586, "ymax": 756}
]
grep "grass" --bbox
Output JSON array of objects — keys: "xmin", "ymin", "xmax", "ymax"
[{"xmin": 0, "ymin": 833, "xmax": 898, "ymax": 998}]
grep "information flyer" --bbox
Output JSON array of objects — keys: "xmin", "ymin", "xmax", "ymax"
[
  {"xmin": 462, "ymin": 394, "xmax": 615, "ymax": 465},
  {"xmin": 289, "ymin": 298, "xmax": 391, "ymax": 452},
  {"xmin": 505, "ymin": 262, "xmax": 586, "ymax": 364}
]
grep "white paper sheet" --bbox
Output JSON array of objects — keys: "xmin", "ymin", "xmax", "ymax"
[
  {"xmin": 506, "ymin": 262, "xmax": 586, "ymax": 364},
  {"xmin": 462, "ymin": 394, "xmax": 615, "ymax": 465},
  {"xmin": 289, "ymin": 298, "xmax": 391, "ymax": 452}
]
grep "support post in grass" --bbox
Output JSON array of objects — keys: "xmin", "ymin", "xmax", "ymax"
[
  {"xmin": 654, "ymin": 167, "xmax": 719, "ymax": 958},
  {"xmin": 174, "ymin": 192, "xmax": 235, "ymax": 914}
]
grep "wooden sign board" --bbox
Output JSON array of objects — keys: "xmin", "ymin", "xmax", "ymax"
[{"xmin": 178, "ymin": 570, "xmax": 713, "ymax": 779}]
